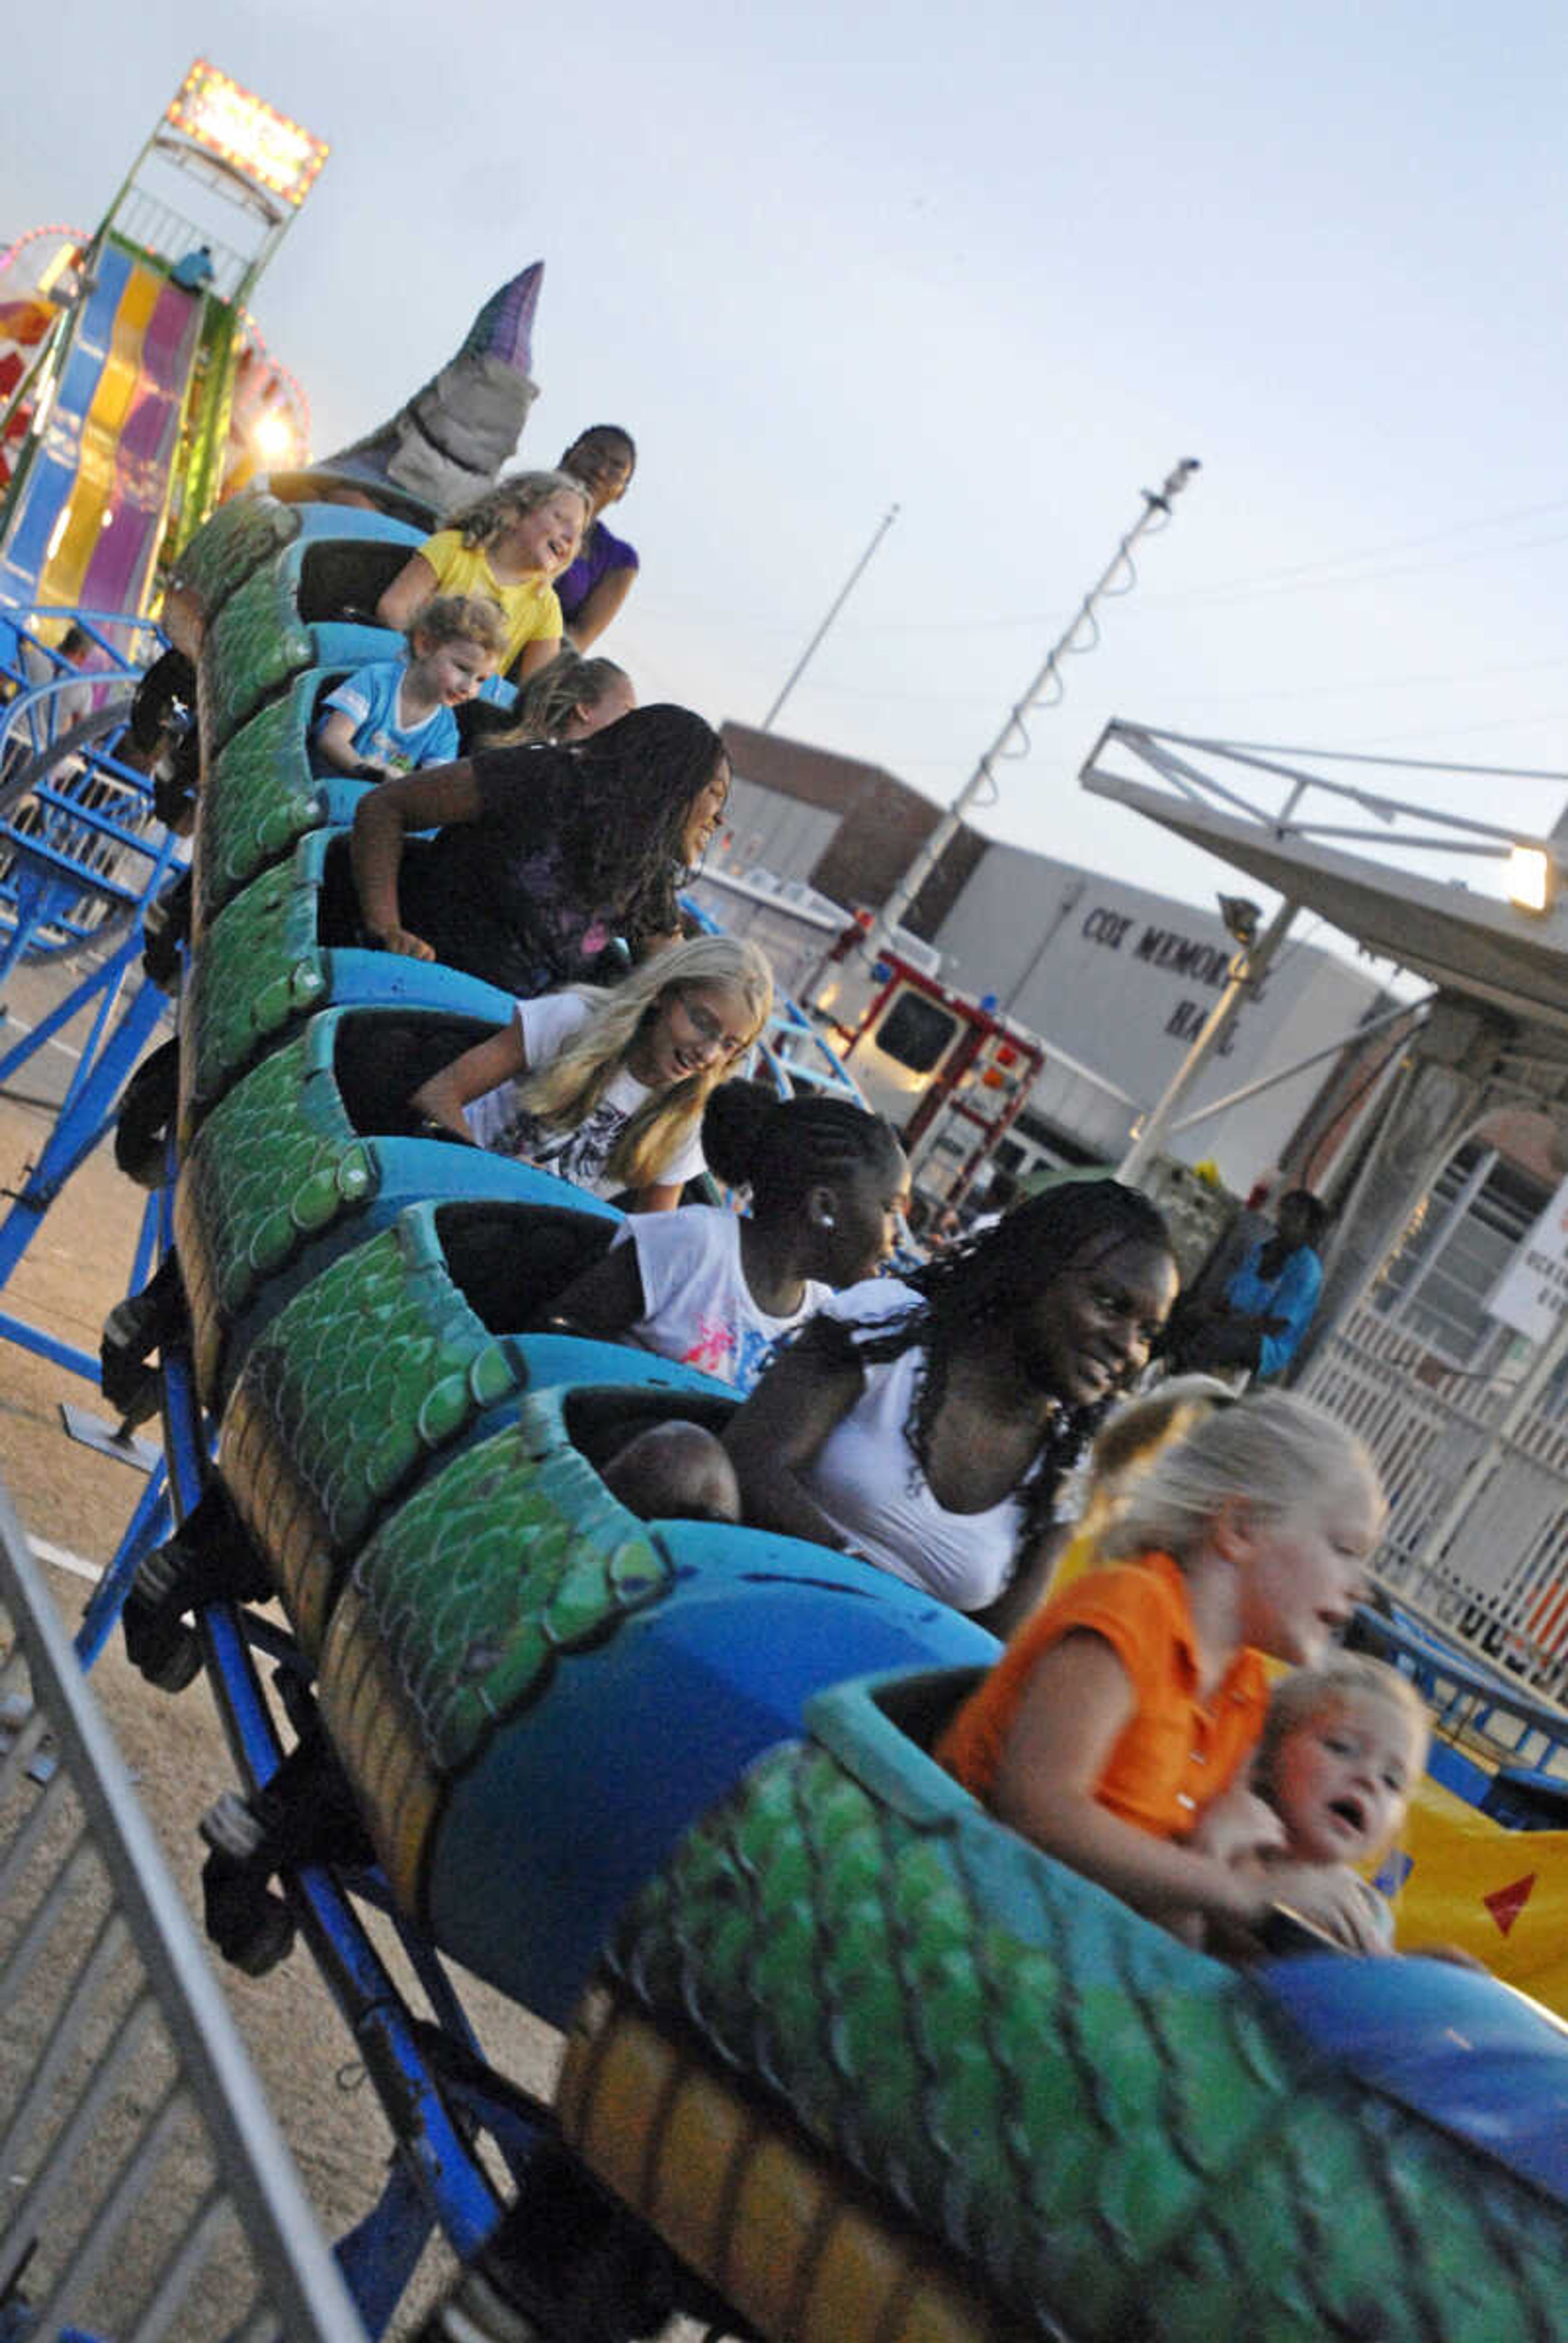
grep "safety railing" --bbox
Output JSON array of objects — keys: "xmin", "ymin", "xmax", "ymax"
[
  {"xmin": 0, "ymin": 1480, "xmax": 363, "ymax": 2341},
  {"xmin": 1302, "ymin": 1302, "xmax": 1568, "ymax": 1704}
]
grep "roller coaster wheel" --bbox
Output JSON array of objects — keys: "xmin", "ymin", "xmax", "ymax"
[
  {"xmin": 146, "ymin": 1629, "xmax": 202, "ymax": 1693},
  {"xmin": 199, "ymin": 1788, "xmax": 265, "ymax": 1860},
  {"xmin": 100, "ymin": 1252, "xmax": 185, "ymax": 1403},
  {"xmin": 140, "ymin": 867, "xmax": 192, "ymax": 991},
  {"xmin": 198, "ymin": 1834, "xmax": 297, "ymax": 1976},
  {"xmin": 129, "ymin": 646, "xmax": 196, "ymax": 764},
  {"xmin": 417, "ymin": 2265, "xmax": 546, "ymax": 2343},
  {"xmin": 121, "ymin": 1488, "xmax": 271, "ymax": 1689},
  {"xmin": 416, "ymin": 2147, "xmax": 681, "ymax": 2342},
  {"xmin": 218, "ymin": 1891, "xmax": 296, "ymax": 1980},
  {"xmin": 120, "ymin": 1592, "xmax": 202, "ymax": 1692}
]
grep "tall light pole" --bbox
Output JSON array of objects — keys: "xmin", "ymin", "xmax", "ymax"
[
  {"xmin": 852, "ymin": 459, "xmax": 1199, "ymax": 962},
  {"xmin": 1116, "ymin": 897, "xmax": 1297, "ymax": 1183},
  {"xmin": 760, "ymin": 503, "xmax": 900, "ymax": 733}
]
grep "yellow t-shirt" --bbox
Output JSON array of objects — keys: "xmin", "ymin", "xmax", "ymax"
[{"xmin": 417, "ymin": 531, "xmax": 563, "ymax": 671}]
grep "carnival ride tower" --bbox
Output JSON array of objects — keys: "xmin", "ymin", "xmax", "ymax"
[{"xmin": 0, "ymin": 58, "xmax": 327, "ymax": 627}]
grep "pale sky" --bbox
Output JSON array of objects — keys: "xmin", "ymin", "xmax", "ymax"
[{"xmin": 9, "ymin": 2, "xmax": 1568, "ymax": 978}]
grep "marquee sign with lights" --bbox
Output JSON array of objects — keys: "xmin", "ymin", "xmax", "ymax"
[{"xmin": 163, "ymin": 59, "xmax": 328, "ymax": 210}]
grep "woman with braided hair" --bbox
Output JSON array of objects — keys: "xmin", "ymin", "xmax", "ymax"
[
  {"xmin": 346, "ymin": 704, "xmax": 730, "ymax": 996},
  {"xmin": 549, "ymin": 1079, "xmax": 909, "ymax": 1389},
  {"xmin": 722, "ymin": 1178, "xmax": 1178, "ymax": 1619}
]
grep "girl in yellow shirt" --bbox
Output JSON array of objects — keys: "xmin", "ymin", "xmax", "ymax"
[{"xmin": 377, "ymin": 468, "xmax": 590, "ymax": 683}]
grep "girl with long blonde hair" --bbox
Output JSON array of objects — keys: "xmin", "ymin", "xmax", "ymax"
[
  {"xmin": 408, "ymin": 934, "xmax": 773, "ymax": 1211},
  {"xmin": 459, "ymin": 647, "xmax": 635, "ymax": 757}
]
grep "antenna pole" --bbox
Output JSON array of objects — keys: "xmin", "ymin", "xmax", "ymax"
[
  {"xmin": 760, "ymin": 502, "xmax": 900, "ymax": 733},
  {"xmin": 853, "ymin": 459, "xmax": 1199, "ymax": 961}
]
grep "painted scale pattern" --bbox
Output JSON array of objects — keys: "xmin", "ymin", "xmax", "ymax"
[
  {"xmin": 171, "ymin": 490, "xmax": 298, "ymax": 628},
  {"xmin": 218, "ymin": 1207, "xmax": 521, "ymax": 1656},
  {"xmin": 195, "ymin": 681, "xmax": 332, "ymax": 929},
  {"xmin": 198, "ymin": 560, "xmax": 314, "ymax": 751},
  {"xmin": 172, "ymin": 1023, "xmax": 376, "ymax": 1400},
  {"xmin": 319, "ymin": 1393, "xmax": 671, "ymax": 1909},
  {"xmin": 178, "ymin": 833, "xmax": 329, "ymax": 1129},
  {"xmin": 607, "ymin": 1740, "xmax": 1565, "ymax": 2343}
]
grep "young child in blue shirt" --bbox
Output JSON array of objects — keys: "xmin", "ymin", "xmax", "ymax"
[{"xmin": 315, "ymin": 593, "xmax": 506, "ymax": 780}]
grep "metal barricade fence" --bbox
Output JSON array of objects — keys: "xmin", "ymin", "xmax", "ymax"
[
  {"xmin": 0, "ymin": 1480, "xmax": 363, "ymax": 2342},
  {"xmin": 1302, "ymin": 1304, "xmax": 1568, "ymax": 1702}
]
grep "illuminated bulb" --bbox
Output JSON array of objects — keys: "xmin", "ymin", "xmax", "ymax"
[
  {"xmin": 1506, "ymin": 845, "xmax": 1555, "ymax": 915},
  {"xmin": 251, "ymin": 410, "xmax": 296, "ymax": 464}
]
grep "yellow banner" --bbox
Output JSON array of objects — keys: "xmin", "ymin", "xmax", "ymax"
[{"xmin": 1387, "ymin": 1775, "xmax": 1568, "ymax": 2016}]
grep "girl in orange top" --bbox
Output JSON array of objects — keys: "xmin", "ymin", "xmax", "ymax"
[{"xmin": 937, "ymin": 1390, "xmax": 1390, "ymax": 1949}]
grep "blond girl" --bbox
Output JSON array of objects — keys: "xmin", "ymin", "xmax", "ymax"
[
  {"xmin": 376, "ymin": 469, "xmax": 591, "ymax": 683},
  {"xmin": 409, "ymin": 935, "xmax": 773, "ymax": 1212}
]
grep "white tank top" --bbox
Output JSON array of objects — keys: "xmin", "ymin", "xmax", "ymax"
[{"xmin": 800, "ymin": 1279, "xmax": 1024, "ymax": 1613}]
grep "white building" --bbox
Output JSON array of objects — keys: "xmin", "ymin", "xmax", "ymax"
[
  {"xmin": 715, "ymin": 721, "xmax": 1388, "ymax": 1194},
  {"xmin": 926, "ymin": 846, "xmax": 1387, "ymax": 1190}
]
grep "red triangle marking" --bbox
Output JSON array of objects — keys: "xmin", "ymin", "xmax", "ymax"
[{"xmin": 1483, "ymin": 1874, "xmax": 1537, "ymax": 1936}]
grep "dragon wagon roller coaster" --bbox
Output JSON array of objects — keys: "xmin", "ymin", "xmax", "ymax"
[{"xmin": 91, "ymin": 479, "xmax": 1568, "ymax": 2341}]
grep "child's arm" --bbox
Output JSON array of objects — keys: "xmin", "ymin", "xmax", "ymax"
[
  {"xmin": 544, "ymin": 1241, "xmax": 648, "ymax": 1338},
  {"xmin": 566, "ymin": 566, "xmax": 635, "ymax": 650},
  {"xmin": 316, "ymin": 707, "xmax": 388, "ymax": 778},
  {"xmin": 376, "ymin": 552, "xmax": 439, "ymax": 634},
  {"xmin": 512, "ymin": 637, "xmax": 561, "ymax": 686},
  {"xmin": 408, "ymin": 1019, "xmax": 524, "ymax": 1140},
  {"xmin": 1185, "ymin": 1773, "xmax": 1287, "ymax": 1872},
  {"xmin": 992, "ymin": 1634, "xmax": 1388, "ymax": 1944},
  {"xmin": 350, "ymin": 760, "xmax": 481, "ymax": 958},
  {"xmin": 627, "ymin": 1180, "xmax": 686, "ymax": 1214}
]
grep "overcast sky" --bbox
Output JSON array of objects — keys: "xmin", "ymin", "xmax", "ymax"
[{"xmin": 8, "ymin": 2, "xmax": 1568, "ymax": 978}]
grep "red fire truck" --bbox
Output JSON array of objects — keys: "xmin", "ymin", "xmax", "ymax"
[{"xmin": 685, "ymin": 871, "xmax": 1045, "ymax": 1214}]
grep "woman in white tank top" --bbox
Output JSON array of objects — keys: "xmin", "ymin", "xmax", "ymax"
[{"xmin": 722, "ymin": 1178, "xmax": 1179, "ymax": 1622}]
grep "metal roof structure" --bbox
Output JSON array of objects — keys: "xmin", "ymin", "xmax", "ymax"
[{"xmin": 1081, "ymin": 723, "xmax": 1568, "ymax": 1080}]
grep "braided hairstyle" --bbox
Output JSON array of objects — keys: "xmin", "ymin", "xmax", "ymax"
[
  {"xmin": 516, "ymin": 704, "xmax": 727, "ymax": 943},
  {"xmin": 835, "ymin": 1176, "xmax": 1176, "ymax": 1554},
  {"xmin": 703, "ymin": 1080, "xmax": 901, "ymax": 1215}
]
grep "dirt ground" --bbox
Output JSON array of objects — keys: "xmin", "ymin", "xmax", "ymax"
[{"xmin": 0, "ymin": 954, "xmax": 637, "ymax": 2338}]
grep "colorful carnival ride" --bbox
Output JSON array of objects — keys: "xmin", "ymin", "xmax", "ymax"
[
  {"xmin": 0, "ymin": 71, "xmax": 1561, "ymax": 2336},
  {"xmin": 0, "ymin": 62, "xmax": 322, "ymax": 1410},
  {"xmin": 0, "ymin": 62, "xmax": 322, "ymax": 625},
  {"xmin": 4, "ymin": 475, "xmax": 1544, "ymax": 2341}
]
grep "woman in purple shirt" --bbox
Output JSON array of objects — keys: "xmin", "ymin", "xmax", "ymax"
[{"xmin": 555, "ymin": 425, "xmax": 639, "ymax": 648}]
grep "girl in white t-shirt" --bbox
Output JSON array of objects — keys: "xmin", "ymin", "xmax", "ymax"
[
  {"xmin": 406, "ymin": 934, "xmax": 772, "ymax": 1210},
  {"xmin": 550, "ymin": 1080, "xmax": 909, "ymax": 1390}
]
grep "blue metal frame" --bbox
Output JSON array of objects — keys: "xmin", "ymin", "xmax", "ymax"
[
  {"xmin": 0, "ymin": 616, "xmax": 178, "ymax": 1398},
  {"xmin": 0, "ymin": 933, "xmax": 170, "ymax": 1381},
  {"xmin": 150, "ymin": 1341, "xmax": 520, "ymax": 2330}
]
